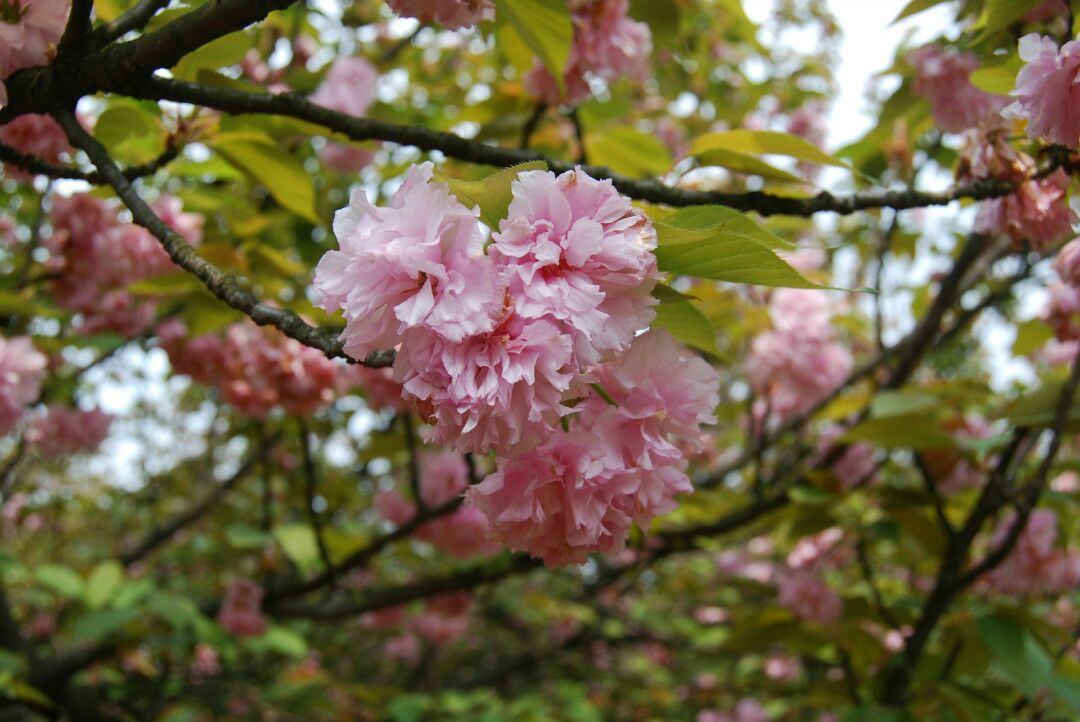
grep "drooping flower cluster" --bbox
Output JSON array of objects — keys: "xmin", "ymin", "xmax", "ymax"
[
  {"xmin": 0, "ymin": 335, "xmax": 47, "ymax": 436},
  {"xmin": 385, "ymin": 0, "xmax": 493, "ymax": 29},
  {"xmin": 24, "ymin": 405, "xmax": 111, "ymax": 457},
  {"xmin": 1006, "ymin": 34, "xmax": 1080, "ymax": 148},
  {"xmin": 0, "ymin": 0, "xmax": 70, "ymax": 106},
  {"xmin": 375, "ymin": 451, "xmax": 500, "ymax": 559},
  {"xmin": 982, "ymin": 509, "xmax": 1080, "ymax": 597},
  {"xmin": 362, "ymin": 592, "xmax": 476, "ymax": 665},
  {"xmin": 907, "ymin": 45, "xmax": 1006, "ymax": 133},
  {"xmin": 216, "ymin": 580, "xmax": 268, "ymax": 638},
  {"xmin": 315, "ymin": 163, "xmax": 719, "ymax": 564},
  {"xmin": 523, "ymin": 0, "xmax": 651, "ymax": 106},
  {"xmin": 0, "ymin": 113, "xmax": 71, "ymax": 181},
  {"xmin": 745, "ymin": 289, "xmax": 852, "ymax": 423},
  {"xmin": 158, "ymin": 319, "xmax": 341, "ymax": 419},
  {"xmin": 309, "ymin": 56, "xmax": 380, "ymax": 172},
  {"xmin": 45, "ymin": 193, "xmax": 204, "ymax": 336}
]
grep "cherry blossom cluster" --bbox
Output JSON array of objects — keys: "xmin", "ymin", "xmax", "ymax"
[
  {"xmin": 309, "ymin": 55, "xmax": 380, "ymax": 172},
  {"xmin": 0, "ymin": 0, "xmax": 69, "ymax": 106},
  {"xmin": 1007, "ymin": 34, "xmax": 1080, "ymax": 148},
  {"xmin": 981, "ymin": 509, "xmax": 1080, "ymax": 597},
  {"xmin": 362, "ymin": 592, "xmax": 475, "ymax": 665},
  {"xmin": 216, "ymin": 579, "xmax": 268, "ymax": 638},
  {"xmin": 386, "ymin": 0, "xmax": 493, "ymax": 29},
  {"xmin": 524, "ymin": 0, "xmax": 652, "ymax": 106},
  {"xmin": 314, "ymin": 162, "xmax": 720, "ymax": 565},
  {"xmin": 907, "ymin": 45, "xmax": 1006, "ymax": 134},
  {"xmin": 745, "ymin": 289, "xmax": 852, "ymax": 424},
  {"xmin": 0, "ymin": 113, "xmax": 71, "ymax": 181},
  {"xmin": 24, "ymin": 405, "xmax": 111, "ymax": 457},
  {"xmin": 46, "ymin": 193, "xmax": 204, "ymax": 336},
  {"xmin": 957, "ymin": 125, "xmax": 1076, "ymax": 250},
  {"xmin": 375, "ymin": 451, "xmax": 500, "ymax": 559},
  {"xmin": 158, "ymin": 319, "xmax": 341, "ymax": 419},
  {"xmin": 0, "ymin": 335, "xmax": 47, "ymax": 436}
]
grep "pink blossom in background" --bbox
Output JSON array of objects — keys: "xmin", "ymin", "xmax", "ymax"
[
  {"xmin": 375, "ymin": 489, "xmax": 415, "ymax": 526},
  {"xmin": 522, "ymin": 62, "xmax": 592, "ymax": 106},
  {"xmin": 907, "ymin": 45, "xmax": 1007, "ymax": 133},
  {"xmin": 956, "ymin": 124, "xmax": 1034, "ymax": 184},
  {"xmin": 386, "ymin": 0, "xmax": 494, "ymax": 28},
  {"xmin": 491, "ymin": 167, "xmax": 659, "ymax": 365},
  {"xmin": 217, "ymin": 580, "xmax": 268, "ymax": 637},
  {"xmin": 0, "ymin": 335, "xmax": 46, "ymax": 436},
  {"xmin": 777, "ymin": 247, "xmax": 827, "ymax": 275},
  {"xmin": 25, "ymin": 405, "xmax": 111, "ymax": 457},
  {"xmin": 0, "ymin": 0, "xmax": 70, "ymax": 106},
  {"xmin": 974, "ymin": 169, "xmax": 1076, "ymax": 250},
  {"xmin": 776, "ymin": 570, "xmax": 842, "ymax": 625},
  {"xmin": 314, "ymin": 162, "xmax": 501, "ymax": 359},
  {"xmin": 412, "ymin": 592, "xmax": 473, "ymax": 645},
  {"xmin": 1025, "ymin": 0, "xmax": 1069, "ymax": 23},
  {"xmin": 814, "ymin": 425, "xmax": 876, "ymax": 490},
  {"xmin": 786, "ymin": 527, "xmax": 849, "ymax": 570},
  {"xmin": 982, "ymin": 509, "xmax": 1080, "ymax": 596},
  {"xmin": 310, "ymin": 55, "xmax": 380, "ymax": 170},
  {"xmin": 1035, "ymin": 338, "xmax": 1080, "ymax": 366},
  {"xmin": 1042, "ymin": 281, "xmax": 1080, "ymax": 341},
  {"xmin": 0, "ymin": 113, "xmax": 70, "ymax": 181},
  {"xmin": 395, "ymin": 314, "xmax": 574, "ymax": 454},
  {"xmin": 1051, "ymin": 471, "xmax": 1080, "ymax": 493},
  {"xmin": 189, "ymin": 643, "xmax": 221, "ymax": 684},
  {"xmin": 335, "ymin": 364, "xmax": 407, "ymax": 412},
  {"xmin": 1055, "ymin": 238, "xmax": 1080, "ymax": 286},
  {"xmin": 1006, "ymin": 34, "xmax": 1080, "ymax": 148},
  {"xmin": 764, "ymin": 653, "xmax": 801, "ymax": 682},
  {"xmin": 384, "ymin": 633, "xmax": 421, "ymax": 664},
  {"xmin": 697, "ymin": 699, "xmax": 769, "ymax": 722},
  {"xmin": 319, "ymin": 142, "xmax": 376, "ymax": 173}
]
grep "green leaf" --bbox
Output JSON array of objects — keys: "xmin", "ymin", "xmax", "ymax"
[
  {"xmin": 439, "ymin": 161, "xmax": 547, "ymax": 229},
  {"xmin": 691, "ymin": 129, "xmax": 847, "ymax": 169},
  {"xmin": 653, "ymin": 301, "xmax": 719, "ymax": 355},
  {"xmin": 891, "ymin": 0, "xmax": 954, "ymax": 24},
  {"xmin": 1003, "ymin": 378, "xmax": 1080, "ymax": 428},
  {"xmin": 1012, "ymin": 319, "xmax": 1054, "ymax": 357},
  {"xmin": 973, "ymin": 0, "xmax": 1044, "ymax": 40},
  {"xmin": 93, "ymin": 102, "xmax": 167, "ymax": 165},
  {"xmin": 213, "ymin": 134, "xmax": 319, "ymax": 224},
  {"xmin": 70, "ymin": 608, "xmax": 139, "ymax": 641},
  {"xmin": 660, "ymin": 205, "xmax": 791, "ymax": 250},
  {"xmin": 584, "ymin": 128, "xmax": 672, "ymax": 178},
  {"xmin": 976, "ymin": 613, "xmax": 1053, "ymax": 697},
  {"xmin": 496, "ymin": 0, "xmax": 573, "ymax": 93},
  {"xmin": 696, "ymin": 147, "xmax": 807, "ymax": 184},
  {"xmin": 172, "ymin": 31, "xmax": 253, "ymax": 82},
  {"xmin": 969, "ymin": 66, "xmax": 1016, "ymax": 96},
  {"xmin": 870, "ymin": 390, "xmax": 940, "ymax": 418},
  {"xmin": 653, "ymin": 220, "xmax": 817, "ymax": 289},
  {"xmin": 245, "ymin": 244, "xmax": 306, "ymax": 276},
  {"xmin": 841, "ymin": 414, "xmax": 952, "ymax": 448},
  {"xmin": 35, "ymin": 565, "xmax": 85, "ymax": 599},
  {"xmin": 147, "ymin": 594, "xmax": 200, "ymax": 629},
  {"xmin": 85, "ymin": 561, "xmax": 124, "ymax": 610},
  {"xmin": 263, "ymin": 626, "xmax": 308, "ymax": 658},
  {"xmin": 651, "ymin": 283, "xmax": 700, "ymax": 304},
  {"xmin": 273, "ymin": 524, "xmax": 320, "ymax": 570},
  {"xmin": 386, "ymin": 694, "xmax": 430, "ymax": 722},
  {"xmin": 225, "ymin": 523, "xmax": 273, "ymax": 550},
  {"xmin": 127, "ymin": 271, "xmax": 200, "ymax": 297}
]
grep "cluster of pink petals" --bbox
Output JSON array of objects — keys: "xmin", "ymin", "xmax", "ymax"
[
  {"xmin": 386, "ymin": 0, "xmax": 493, "ymax": 28},
  {"xmin": 25, "ymin": 405, "xmax": 111, "ymax": 457},
  {"xmin": 697, "ymin": 699, "xmax": 768, "ymax": 722},
  {"xmin": 368, "ymin": 594, "xmax": 475, "ymax": 664},
  {"xmin": 746, "ymin": 290, "xmax": 852, "ymax": 422},
  {"xmin": 1006, "ymin": 34, "xmax": 1080, "ymax": 148},
  {"xmin": 1041, "ymin": 281, "xmax": 1080, "ymax": 341},
  {"xmin": 468, "ymin": 330, "xmax": 718, "ymax": 566},
  {"xmin": 46, "ymin": 193, "xmax": 203, "ymax": 336},
  {"xmin": 1025, "ymin": 0, "xmax": 1069, "ymax": 23},
  {"xmin": 786, "ymin": 527, "xmax": 852, "ymax": 571},
  {"xmin": 0, "ymin": 335, "xmax": 47, "ymax": 436},
  {"xmin": 216, "ymin": 580, "xmax": 268, "ymax": 637},
  {"xmin": 974, "ymin": 168, "xmax": 1076, "ymax": 250},
  {"xmin": 1054, "ymin": 237, "xmax": 1080, "ymax": 286},
  {"xmin": 158, "ymin": 319, "xmax": 340, "ymax": 418},
  {"xmin": 524, "ymin": 0, "xmax": 651, "ymax": 105},
  {"xmin": 316, "ymin": 163, "xmax": 714, "ymax": 564},
  {"xmin": 189, "ymin": 643, "xmax": 221, "ymax": 684},
  {"xmin": 815, "ymin": 426, "xmax": 876, "ymax": 490},
  {"xmin": 0, "ymin": 113, "xmax": 70, "ymax": 181},
  {"xmin": 907, "ymin": 45, "xmax": 1006, "ymax": 133},
  {"xmin": 776, "ymin": 570, "xmax": 842, "ymax": 625},
  {"xmin": 982, "ymin": 509, "xmax": 1080, "ymax": 596},
  {"xmin": 310, "ymin": 56, "xmax": 380, "ymax": 172},
  {"xmin": 375, "ymin": 451, "xmax": 500, "ymax": 559},
  {"xmin": 0, "ymin": 0, "xmax": 70, "ymax": 106},
  {"xmin": 336, "ymin": 364, "xmax": 407, "ymax": 412}
]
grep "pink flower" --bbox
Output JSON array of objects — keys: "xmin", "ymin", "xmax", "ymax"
[
  {"xmin": 0, "ymin": 113, "xmax": 70, "ymax": 181},
  {"xmin": 491, "ymin": 167, "xmax": 659, "ymax": 365},
  {"xmin": 1055, "ymin": 238, "xmax": 1080, "ymax": 286},
  {"xmin": 764, "ymin": 653, "xmax": 801, "ymax": 682},
  {"xmin": 395, "ymin": 314, "xmax": 574, "ymax": 454},
  {"xmin": 776, "ymin": 571, "xmax": 842, "ymax": 625},
  {"xmin": 522, "ymin": 62, "xmax": 592, "ymax": 106},
  {"xmin": 385, "ymin": 0, "xmax": 494, "ymax": 28},
  {"xmin": 411, "ymin": 593, "xmax": 472, "ymax": 645},
  {"xmin": 1042, "ymin": 281, "xmax": 1080, "ymax": 340},
  {"xmin": 815, "ymin": 427, "xmax": 876, "ymax": 490},
  {"xmin": 310, "ymin": 55, "xmax": 378, "ymax": 118},
  {"xmin": 384, "ymin": 633, "xmax": 420, "ymax": 664},
  {"xmin": 336, "ymin": 364, "xmax": 407, "ymax": 412},
  {"xmin": 0, "ymin": 0, "xmax": 70, "ymax": 106},
  {"xmin": 983, "ymin": 509, "xmax": 1080, "ymax": 596},
  {"xmin": 25, "ymin": 405, "xmax": 111, "ymax": 457},
  {"xmin": 217, "ymin": 580, "xmax": 267, "ymax": 638},
  {"xmin": 1006, "ymin": 34, "xmax": 1080, "ymax": 148},
  {"xmin": 0, "ymin": 335, "xmax": 46, "ymax": 436},
  {"xmin": 314, "ymin": 162, "xmax": 502, "ymax": 359},
  {"xmin": 974, "ymin": 169, "xmax": 1076, "ymax": 250},
  {"xmin": 319, "ymin": 142, "xmax": 376, "ymax": 173},
  {"xmin": 908, "ymin": 45, "xmax": 1006, "ymax": 133},
  {"xmin": 375, "ymin": 489, "xmax": 415, "ymax": 526},
  {"xmin": 1025, "ymin": 0, "xmax": 1069, "ymax": 23},
  {"xmin": 190, "ymin": 643, "xmax": 220, "ymax": 683},
  {"xmin": 786, "ymin": 527, "xmax": 848, "ymax": 570},
  {"xmin": 1035, "ymin": 338, "xmax": 1080, "ymax": 366}
]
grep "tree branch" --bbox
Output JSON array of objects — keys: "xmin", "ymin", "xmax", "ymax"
[{"xmin": 0, "ymin": 138, "xmax": 178, "ymax": 183}]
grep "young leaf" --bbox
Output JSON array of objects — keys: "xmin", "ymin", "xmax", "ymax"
[
  {"xmin": 496, "ymin": 0, "xmax": 573, "ymax": 92},
  {"xmin": 691, "ymin": 129, "xmax": 848, "ymax": 168},
  {"xmin": 976, "ymin": 613, "xmax": 1053, "ymax": 697},
  {"xmin": 584, "ymin": 128, "xmax": 672, "ymax": 178},
  {"xmin": 653, "ymin": 224, "xmax": 817, "ymax": 289},
  {"xmin": 969, "ymin": 66, "xmax": 1017, "ymax": 96},
  {"xmin": 213, "ymin": 134, "xmax": 320, "ymax": 224},
  {"xmin": 438, "ymin": 161, "xmax": 547, "ymax": 229},
  {"xmin": 653, "ymin": 301, "xmax": 719, "ymax": 355},
  {"xmin": 85, "ymin": 561, "xmax": 125, "ymax": 610}
]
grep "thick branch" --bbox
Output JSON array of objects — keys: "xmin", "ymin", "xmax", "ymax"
[{"xmin": 0, "ymin": 138, "xmax": 178, "ymax": 183}]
